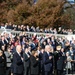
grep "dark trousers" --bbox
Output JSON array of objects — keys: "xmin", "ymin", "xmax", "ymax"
[
  {"xmin": 45, "ymin": 71, "xmax": 50, "ymax": 75},
  {"xmin": 24, "ymin": 67, "xmax": 30, "ymax": 75},
  {"xmin": 67, "ymin": 69, "xmax": 71, "ymax": 74},
  {"xmin": 41, "ymin": 66, "xmax": 44, "ymax": 75},
  {"xmin": 57, "ymin": 70, "xmax": 63, "ymax": 75},
  {"xmin": 6, "ymin": 67, "xmax": 11, "ymax": 75}
]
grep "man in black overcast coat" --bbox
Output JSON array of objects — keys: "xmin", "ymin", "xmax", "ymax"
[
  {"xmin": 12, "ymin": 45, "xmax": 24, "ymax": 75},
  {"xmin": 23, "ymin": 48, "xmax": 30, "ymax": 75}
]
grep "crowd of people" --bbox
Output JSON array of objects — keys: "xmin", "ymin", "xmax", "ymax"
[
  {"xmin": 0, "ymin": 23, "xmax": 75, "ymax": 75},
  {"xmin": 0, "ymin": 29, "xmax": 75, "ymax": 75},
  {"xmin": 0, "ymin": 22, "xmax": 75, "ymax": 34}
]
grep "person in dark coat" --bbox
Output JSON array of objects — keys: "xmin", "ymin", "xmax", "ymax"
[
  {"xmin": 0, "ymin": 36, "xmax": 6, "ymax": 49},
  {"xmin": 30, "ymin": 50, "xmax": 40, "ymax": 75},
  {"xmin": 12, "ymin": 45, "xmax": 24, "ymax": 75},
  {"xmin": 0, "ymin": 50, "xmax": 6, "ymax": 75},
  {"xmin": 39, "ymin": 48, "xmax": 45, "ymax": 75},
  {"xmin": 1, "ymin": 45, "xmax": 7, "ymax": 71},
  {"xmin": 43, "ymin": 45, "xmax": 53, "ymax": 75},
  {"xmin": 23, "ymin": 48, "xmax": 30, "ymax": 75},
  {"xmin": 57, "ymin": 48, "xmax": 65, "ymax": 75},
  {"xmin": 53, "ymin": 46, "xmax": 65, "ymax": 75}
]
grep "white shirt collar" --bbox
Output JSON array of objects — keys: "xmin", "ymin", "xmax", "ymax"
[{"xmin": 17, "ymin": 51, "xmax": 21, "ymax": 56}]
